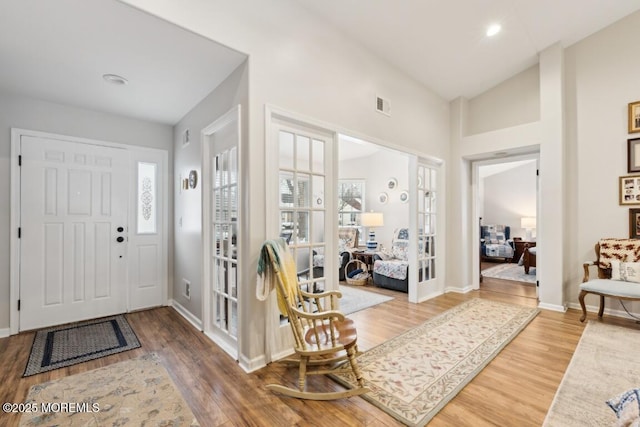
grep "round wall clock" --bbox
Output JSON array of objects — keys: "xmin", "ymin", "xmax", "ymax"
[{"xmin": 188, "ymin": 170, "xmax": 198, "ymax": 189}]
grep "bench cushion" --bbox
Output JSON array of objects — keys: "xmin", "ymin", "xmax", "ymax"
[{"xmin": 580, "ymin": 279, "xmax": 640, "ymax": 298}]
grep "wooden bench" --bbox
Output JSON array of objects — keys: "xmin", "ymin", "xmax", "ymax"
[{"xmin": 579, "ymin": 240, "xmax": 640, "ymax": 322}]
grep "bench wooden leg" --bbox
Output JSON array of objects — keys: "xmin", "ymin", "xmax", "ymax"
[
  {"xmin": 598, "ymin": 295, "xmax": 605, "ymax": 318},
  {"xmin": 579, "ymin": 290, "xmax": 588, "ymax": 322}
]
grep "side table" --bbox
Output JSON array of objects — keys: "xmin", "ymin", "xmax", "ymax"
[{"xmin": 351, "ymin": 250, "xmax": 376, "ymax": 284}]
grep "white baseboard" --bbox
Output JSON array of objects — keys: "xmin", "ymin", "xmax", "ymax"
[
  {"xmin": 168, "ymin": 299, "xmax": 203, "ymax": 331},
  {"xmin": 445, "ymin": 285, "xmax": 475, "ymax": 294},
  {"xmin": 0, "ymin": 328, "xmax": 10, "ymax": 338},
  {"xmin": 566, "ymin": 301, "xmax": 640, "ymax": 320},
  {"xmin": 239, "ymin": 354, "xmax": 267, "ymax": 373},
  {"xmin": 538, "ymin": 302, "xmax": 567, "ymax": 312}
]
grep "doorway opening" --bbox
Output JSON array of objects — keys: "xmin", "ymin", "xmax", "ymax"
[{"xmin": 475, "ymin": 156, "xmax": 538, "ymax": 300}]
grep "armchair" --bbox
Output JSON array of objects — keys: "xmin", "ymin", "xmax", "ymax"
[
  {"xmin": 372, "ymin": 228, "xmax": 409, "ymax": 293},
  {"xmin": 480, "ymin": 224, "xmax": 514, "ymax": 261},
  {"xmin": 312, "ymin": 227, "xmax": 360, "ymax": 281}
]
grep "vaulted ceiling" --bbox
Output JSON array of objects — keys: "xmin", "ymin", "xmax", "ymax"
[
  {"xmin": 1, "ymin": 0, "xmax": 639, "ymax": 125},
  {"xmin": 293, "ymin": 0, "xmax": 640, "ymax": 99}
]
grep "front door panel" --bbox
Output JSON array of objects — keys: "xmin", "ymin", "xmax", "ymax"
[{"xmin": 20, "ymin": 135, "xmax": 128, "ymax": 331}]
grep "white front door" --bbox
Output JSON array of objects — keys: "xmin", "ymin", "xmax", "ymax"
[{"xmin": 19, "ymin": 135, "xmax": 129, "ymax": 331}]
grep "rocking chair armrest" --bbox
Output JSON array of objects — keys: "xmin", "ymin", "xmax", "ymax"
[
  {"xmin": 299, "ymin": 289, "xmax": 343, "ymax": 299},
  {"xmin": 583, "ymin": 261, "xmax": 597, "ymax": 282},
  {"xmin": 290, "ymin": 306, "xmax": 346, "ymax": 322}
]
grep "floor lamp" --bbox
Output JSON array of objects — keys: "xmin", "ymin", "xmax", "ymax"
[{"xmin": 362, "ymin": 212, "xmax": 384, "ymax": 251}]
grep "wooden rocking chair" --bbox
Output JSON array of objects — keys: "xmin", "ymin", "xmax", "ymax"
[{"xmin": 260, "ymin": 240, "xmax": 370, "ymax": 400}]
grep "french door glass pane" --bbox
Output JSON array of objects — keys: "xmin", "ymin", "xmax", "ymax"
[
  {"xmin": 312, "ymin": 139, "xmax": 324, "ymax": 173},
  {"xmin": 279, "ymin": 131, "xmax": 294, "ymax": 169},
  {"xmin": 296, "ymin": 135, "xmax": 310, "ymax": 172}
]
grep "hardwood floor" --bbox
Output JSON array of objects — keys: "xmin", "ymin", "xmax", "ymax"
[
  {"xmin": 0, "ymin": 285, "xmax": 634, "ymax": 426},
  {"xmin": 480, "ymin": 260, "xmax": 538, "ymax": 299}
]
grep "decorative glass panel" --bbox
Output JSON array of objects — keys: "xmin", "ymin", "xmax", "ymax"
[{"xmin": 137, "ymin": 162, "xmax": 157, "ymax": 234}]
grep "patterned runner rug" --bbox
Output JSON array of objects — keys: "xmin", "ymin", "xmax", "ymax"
[
  {"xmin": 20, "ymin": 353, "xmax": 199, "ymax": 426},
  {"xmin": 24, "ymin": 315, "xmax": 140, "ymax": 377},
  {"xmin": 331, "ymin": 298, "xmax": 539, "ymax": 426},
  {"xmin": 482, "ymin": 263, "xmax": 536, "ymax": 284}
]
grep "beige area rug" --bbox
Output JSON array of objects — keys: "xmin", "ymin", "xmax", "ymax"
[
  {"xmin": 20, "ymin": 353, "xmax": 199, "ymax": 426},
  {"xmin": 331, "ymin": 298, "xmax": 539, "ymax": 426},
  {"xmin": 544, "ymin": 321, "xmax": 640, "ymax": 427}
]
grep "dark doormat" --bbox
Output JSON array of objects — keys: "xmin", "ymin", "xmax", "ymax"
[{"xmin": 23, "ymin": 315, "xmax": 141, "ymax": 377}]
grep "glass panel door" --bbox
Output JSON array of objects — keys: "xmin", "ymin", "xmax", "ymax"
[
  {"xmin": 278, "ymin": 129, "xmax": 327, "ymax": 297},
  {"xmin": 211, "ymin": 148, "xmax": 239, "ymax": 342},
  {"xmin": 417, "ymin": 164, "xmax": 437, "ymax": 287}
]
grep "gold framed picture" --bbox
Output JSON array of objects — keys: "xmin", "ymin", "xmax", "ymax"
[
  {"xmin": 629, "ymin": 101, "xmax": 640, "ymax": 133},
  {"xmin": 620, "ymin": 175, "xmax": 640, "ymax": 205}
]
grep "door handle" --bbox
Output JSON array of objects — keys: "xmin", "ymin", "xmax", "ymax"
[
  {"xmin": 117, "ymin": 226, "xmax": 124, "ymax": 233},
  {"xmin": 116, "ymin": 236, "xmax": 125, "ymax": 243}
]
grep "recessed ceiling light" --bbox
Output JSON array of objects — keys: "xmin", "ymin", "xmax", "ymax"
[
  {"xmin": 102, "ymin": 74, "xmax": 128, "ymax": 85},
  {"xmin": 486, "ymin": 24, "xmax": 502, "ymax": 37}
]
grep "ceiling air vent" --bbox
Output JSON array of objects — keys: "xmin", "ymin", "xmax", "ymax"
[{"xmin": 376, "ymin": 95, "xmax": 391, "ymax": 116}]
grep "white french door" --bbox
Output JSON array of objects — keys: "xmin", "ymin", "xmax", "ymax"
[
  {"xmin": 410, "ymin": 159, "xmax": 442, "ymax": 302},
  {"xmin": 19, "ymin": 135, "xmax": 129, "ymax": 330},
  {"xmin": 203, "ymin": 106, "xmax": 241, "ymax": 360},
  {"xmin": 266, "ymin": 111, "xmax": 336, "ymax": 361}
]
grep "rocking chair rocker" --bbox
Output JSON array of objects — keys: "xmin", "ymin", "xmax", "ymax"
[{"xmin": 258, "ymin": 239, "xmax": 369, "ymax": 400}]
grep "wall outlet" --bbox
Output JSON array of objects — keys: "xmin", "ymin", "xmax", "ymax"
[{"xmin": 183, "ymin": 279, "xmax": 191, "ymax": 300}]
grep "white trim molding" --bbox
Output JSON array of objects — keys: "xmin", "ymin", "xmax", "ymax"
[
  {"xmin": 169, "ymin": 299, "xmax": 203, "ymax": 331},
  {"xmin": 538, "ymin": 302, "xmax": 567, "ymax": 312}
]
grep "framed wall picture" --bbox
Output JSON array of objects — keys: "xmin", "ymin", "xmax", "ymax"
[
  {"xmin": 399, "ymin": 190, "xmax": 409, "ymax": 203},
  {"xmin": 630, "ymin": 101, "xmax": 640, "ymax": 134},
  {"xmin": 620, "ymin": 175, "xmax": 640, "ymax": 205},
  {"xmin": 378, "ymin": 192, "xmax": 388, "ymax": 204},
  {"xmin": 629, "ymin": 138, "xmax": 640, "ymax": 173},
  {"xmin": 630, "ymin": 209, "xmax": 640, "ymax": 239}
]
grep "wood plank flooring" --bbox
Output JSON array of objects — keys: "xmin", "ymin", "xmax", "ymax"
[{"xmin": 0, "ymin": 281, "xmax": 634, "ymax": 426}]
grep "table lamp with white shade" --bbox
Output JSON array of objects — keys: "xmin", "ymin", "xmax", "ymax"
[
  {"xmin": 521, "ymin": 217, "xmax": 536, "ymax": 241},
  {"xmin": 362, "ymin": 212, "xmax": 384, "ymax": 251}
]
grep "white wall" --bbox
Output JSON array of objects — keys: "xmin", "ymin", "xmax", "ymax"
[
  {"xmin": 467, "ymin": 65, "xmax": 540, "ymax": 136},
  {"xmin": 339, "ymin": 148, "xmax": 410, "ymax": 249},
  {"xmin": 448, "ymin": 44, "xmax": 564, "ymax": 310},
  {"xmin": 565, "ymin": 10, "xmax": 640, "ymax": 312},
  {"xmin": 0, "ymin": 92, "xmax": 173, "ymax": 330},
  {"xmin": 482, "ymin": 161, "xmax": 537, "ymax": 238},
  {"xmin": 124, "ymin": 0, "xmax": 450, "ymax": 365}
]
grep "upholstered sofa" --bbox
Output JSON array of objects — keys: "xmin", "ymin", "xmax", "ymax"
[
  {"xmin": 372, "ymin": 228, "xmax": 409, "ymax": 293},
  {"xmin": 480, "ymin": 224, "xmax": 514, "ymax": 261}
]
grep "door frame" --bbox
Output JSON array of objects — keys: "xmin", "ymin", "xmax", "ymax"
[
  {"xmin": 9, "ymin": 128, "xmax": 169, "ymax": 334},
  {"xmin": 470, "ymin": 152, "xmax": 540, "ymax": 293}
]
